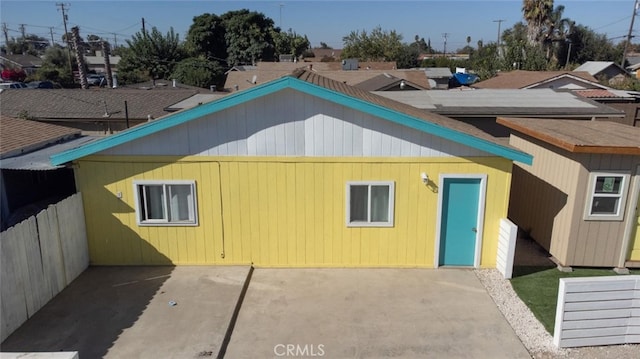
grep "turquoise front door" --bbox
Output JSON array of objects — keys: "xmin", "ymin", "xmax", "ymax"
[{"xmin": 439, "ymin": 178, "xmax": 481, "ymax": 266}]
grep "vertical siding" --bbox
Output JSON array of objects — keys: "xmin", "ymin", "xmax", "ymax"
[
  {"xmin": 508, "ymin": 135, "xmax": 580, "ymax": 264},
  {"xmin": 76, "ymin": 156, "xmax": 511, "ymax": 267},
  {"xmin": 629, "ymin": 192, "xmax": 640, "ymax": 261},
  {"xmin": 100, "ymin": 90, "xmax": 488, "ymax": 158}
]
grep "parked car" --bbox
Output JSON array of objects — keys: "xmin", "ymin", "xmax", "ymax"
[
  {"xmin": 86, "ymin": 74, "xmax": 105, "ymax": 86},
  {"xmin": 0, "ymin": 82, "xmax": 27, "ymax": 89},
  {"xmin": 27, "ymin": 81, "xmax": 55, "ymax": 89}
]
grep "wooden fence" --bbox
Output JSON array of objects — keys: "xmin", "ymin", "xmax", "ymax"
[
  {"xmin": 497, "ymin": 218, "xmax": 517, "ymax": 279},
  {"xmin": 553, "ymin": 275, "xmax": 640, "ymax": 348},
  {"xmin": 1, "ymin": 193, "xmax": 89, "ymax": 342}
]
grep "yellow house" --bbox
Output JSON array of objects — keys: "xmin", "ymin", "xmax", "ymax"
[{"xmin": 51, "ymin": 70, "xmax": 532, "ymax": 268}]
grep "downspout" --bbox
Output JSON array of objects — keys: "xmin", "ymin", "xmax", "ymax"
[
  {"xmin": 217, "ymin": 162, "xmax": 226, "ymax": 259},
  {"xmin": 617, "ymin": 164, "xmax": 640, "ymax": 269}
]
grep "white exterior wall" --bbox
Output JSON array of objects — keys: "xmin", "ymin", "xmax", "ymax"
[{"xmin": 102, "ymin": 89, "xmax": 490, "ymax": 158}]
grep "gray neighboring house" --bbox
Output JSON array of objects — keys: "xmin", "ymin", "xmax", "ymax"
[
  {"xmin": 574, "ymin": 61, "xmax": 629, "ymax": 85},
  {"xmin": 0, "ymin": 53, "xmax": 43, "ymax": 76},
  {"xmin": 374, "ymin": 89, "xmax": 625, "ymax": 137},
  {"xmin": 424, "ymin": 67, "xmax": 453, "ymax": 89}
]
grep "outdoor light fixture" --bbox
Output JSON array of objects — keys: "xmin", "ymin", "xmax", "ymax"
[{"xmin": 421, "ymin": 172, "xmax": 429, "ymax": 184}]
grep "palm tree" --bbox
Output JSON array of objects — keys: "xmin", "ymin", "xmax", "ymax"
[
  {"xmin": 542, "ymin": 5, "xmax": 575, "ymax": 63},
  {"xmin": 522, "ymin": 0, "xmax": 554, "ymax": 46}
]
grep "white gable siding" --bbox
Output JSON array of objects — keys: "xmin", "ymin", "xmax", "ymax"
[
  {"xmin": 529, "ymin": 77, "xmax": 600, "ymax": 90},
  {"xmin": 101, "ymin": 89, "xmax": 490, "ymax": 157}
]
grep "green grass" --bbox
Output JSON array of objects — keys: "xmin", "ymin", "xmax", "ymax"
[{"xmin": 510, "ymin": 267, "xmax": 640, "ymax": 334}]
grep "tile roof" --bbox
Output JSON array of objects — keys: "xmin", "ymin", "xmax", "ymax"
[
  {"xmin": 0, "ymin": 88, "xmax": 202, "ymax": 121},
  {"xmin": 574, "ymin": 89, "xmax": 628, "ymax": 99},
  {"xmin": 473, "ymin": 70, "xmax": 599, "ymax": 89},
  {"xmin": 0, "ymin": 115, "xmax": 80, "ymax": 158},
  {"xmin": 497, "ymin": 117, "xmax": 640, "ymax": 155},
  {"xmin": 225, "ymin": 67, "xmax": 429, "ymax": 92}
]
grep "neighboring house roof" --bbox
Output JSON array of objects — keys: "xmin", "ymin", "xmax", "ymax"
[
  {"xmin": 225, "ymin": 67, "xmax": 429, "ymax": 92},
  {"xmin": 1, "ymin": 136, "xmax": 96, "ymax": 170},
  {"xmin": 84, "ymin": 55, "xmax": 121, "ymax": 66},
  {"xmin": 0, "ymin": 88, "xmax": 203, "ymax": 121},
  {"xmin": 497, "ymin": 117, "xmax": 640, "ymax": 155},
  {"xmin": 473, "ymin": 70, "xmax": 600, "ymax": 89},
  {"xmin": 51, "ymin": 70, "xmax": 533, "ymax": 166},
  {"xmin": 309, "ymin": 48, "xmax": 342, "ymax": 60},
  {"xmin": 353, "ymin": 73, "xmax": 428, "ymax": 91},
  {"xmin": 0, "ymin": 115, "xmax": 80, "ymax": 159},
  {"xmin": 165, "ymin": 93, "xmax": 228, "ymax": 112},
  {"xmin": 424, "ymin": 67, "xmax": 453, "ymax": 79},
  {"xmin": 0, "ymin": 54, "xmax": 43, "ymax": 68},
  {"xmin": 574, "ymin": 61, "xmax": 627, "ymax": 77},
  {"xmin": 574, "ymin": 89, "xmax": 637, "ymax": 100},
  {"xmin": 374, "ymin": 89, "xmax": 624, "ymax": 118}
]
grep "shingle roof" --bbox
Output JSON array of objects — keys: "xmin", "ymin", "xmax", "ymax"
[
  {"xmin": 0, "ymin": 54, "xmax": 43, "ymax": 68},
  {"xmin": 573, "ymin": 61, "xmax": 625, "ymax": 76},
  {"xmin": 497, "ymin": 117, "xmax": 640, "ymax": 155},
  {"xmin": 0, "ymin": 115, "xmax": 80, "ymax": 158},
  {"xmin": 473, "ymin": 70, "xmax": 599, "ymax": 89},
  {"xmin": 353, "ymin": 73, "xmax": 428, "ymax": 91},
  {"xmin": 0, "ymin": 88, "xmax": 202, "ymax": 120}
]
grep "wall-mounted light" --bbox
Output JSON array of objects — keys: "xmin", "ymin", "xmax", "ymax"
[{"xmin": 421, "ymin": 172, "xmax": 429, "ymax": 184}]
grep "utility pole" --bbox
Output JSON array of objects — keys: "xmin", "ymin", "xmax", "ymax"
[
  {"xmin": 49, "ymin": 27, "xmax": 55, "ymax": 46},
  {"xmin": 279, "ymin": 3, "xmax": 284, "ymax": 29},
  {"xmin": 141, "ymin": 17, "xmax": 146, "ymax": 37},
  {"xmin": 2, "ymin": 23, "xmax": 9, "ymax": 47},
  {"xmin": 112, "ymin": 33, "xmax": 118, "ymax": 48},
  {"xmin": 442, "ymin": 33, "xmax": 449, "ymax": 56},
  {"xmin": 621, "ymin": 0, "xmax": 639, "ymax": 68},
  {"xmin": 19, "ymin": 24, "xmax": 26, "ymax": 40},
  {"xmin": 56, "ymin": 3, "xmax": 74, "ymax": 80},
  {"xmin": 493, "ymin": 19, "xmax": 505, "ymax": 45}
]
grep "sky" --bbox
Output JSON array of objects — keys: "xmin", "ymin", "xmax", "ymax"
[{"xmin": 0, "ymin": 0, "xmax": 637, "ymax": 52}]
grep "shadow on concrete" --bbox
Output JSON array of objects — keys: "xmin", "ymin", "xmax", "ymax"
[{"xmin": 0, "ymin": 265, "xmax": 174, "ymax": 358}]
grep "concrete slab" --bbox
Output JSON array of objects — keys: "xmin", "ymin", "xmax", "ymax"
[
  {"xmin": 226, "ymin": 268, "xmax": 530, "ymax": 359},
  {"xmin": 1, "ymin": 266, "xmax": 250, "ymax": 359}
]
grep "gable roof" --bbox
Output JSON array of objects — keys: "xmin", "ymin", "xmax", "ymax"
[
  {"xmin": 0, "ymin": 115, "xmax": 80, "ymax": 159},
  {"xmin": 51, "ymin": 70, "xmax": 532, "ymax": 166},
  {"xmin": 497, "ymin": 117, "xmax": 640, "ymax": 155},
  {"xmin": 0, "ymin": 54, "xmax": 43, "ymax": 68},
  {"xmin": 353, "ymin": 73, "xmax": 428, "ymax": 91},
  {"xmin": 473, "ymin": 70, "xmax": 600, "ymax": 89},
  {"xmin": 574, "ymin": 61, "xmax": 627, "ymax": 76}
]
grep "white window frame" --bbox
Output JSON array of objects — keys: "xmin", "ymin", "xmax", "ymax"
[
  {"xmin": 583, "ymin": 172, "xmax": 630, "ymax": 221},
  {"xmin": 133, "ymin": 180, "xmax": 199, "ymax": 226},
  {"xmin": 346, "ymin": 181, "xmax": 395, "ymax": 227}
]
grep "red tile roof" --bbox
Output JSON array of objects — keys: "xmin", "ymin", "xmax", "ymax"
[{"xmin": 574, "ymin": 89, "xmax": 625, "ymax": 99}]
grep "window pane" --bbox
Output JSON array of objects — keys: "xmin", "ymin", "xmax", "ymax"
[
  {"xmin": 168, "ymin": 185, "xmax": 193, "ymax": 221},
  {"xmin": 370, "ymin": 185, "xmax": 390, "ymax": 222},
  {"xmin": 594, "ymin": 176, "xmax": 622, "ymax": 194},
  {"xmin": 350, "ymin": 185, "xmax": 368, "ymax": 222},
  {"xmin": 144, "ymin": 185, "xmax": 165, "ymax": 220},
  {"xmin": 591, "ymin": 196, "xmax": 619, "ymax": 215}
]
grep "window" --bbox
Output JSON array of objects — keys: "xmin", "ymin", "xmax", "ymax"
[
  {"xmin": 346, "ymin": 181, "xmax": 394, "ymax": 227},
  {"xmin": 584, "ymin": 172, "xmax": 630, "ymax": 221},
  {"xmin": 134, "ymin": 181, "xmax": 198, "ymax": 226}
]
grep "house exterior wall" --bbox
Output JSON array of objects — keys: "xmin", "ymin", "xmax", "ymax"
[
  {"xmin": 630, "ymin": 194, "xmax": 640, "ymax": 262},
  {"xmin": 509, "ymin": 133, "xmax": 640, "ymax": 267},
  {"xmin": 100, "ymin": 89, "xmax": 489, "ymax": 158},
  {"xmin": 508, "ymin": 134, "xmax": 581, "ymax": 262},
  {"xmin": 529, "ymin": 77, "xmax": 601, "ymax": 90},
  {"xmin": 74, "ymin": 155, "xmax": 512, "ymax": 267}
]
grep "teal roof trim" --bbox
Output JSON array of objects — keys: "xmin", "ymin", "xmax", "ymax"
[{"xmin": 51, "ymin": 76, "xmax": 533, "ymax": 166}]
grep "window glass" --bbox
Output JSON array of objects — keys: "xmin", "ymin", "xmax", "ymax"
[
  {"xmin": 370, "ymin": 185, "xmax": 390, "ymax": 222},
  {"xmin": 144, "ymin": 185, "xmax": 165, "ymax": 220},
  {"xmin": 350, "ymin": 185, "xmax": 368, "ymax": 222},
  {"xmin": 594, "ymin": 176, "xmax": 622, "ymax": 194}
]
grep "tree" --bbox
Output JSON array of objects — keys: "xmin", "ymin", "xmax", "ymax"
[
  {"xmin": 2, "ymin": 34, "xmax": 49, "ymax": 55},
  {"xmin": 396, "ymin": 44, "xmax": 420, "ymax": 69},
  {"xmin": 567, "ymin": 24, "xmax": 621, "ymax": 65},
  {"xmin": 185, "ymin": 13, "xmax": 228, "ymax": 63},
  {"xmin": 319, "ymin": 42, "xmax": 332, "ymax": 49},
  {"xmin": 522, "ymin": 0, "xmax": 554, "ymax": 46},
  {"xmin": 221, "ymin": 9, "xmax": 277, "ymax": 65},
  {"xmin": 34, "ymin": 45, "xmax": 76, "ymax": 86},
  {"xmin": 541, "ymin": 5, "xmax": 574, "ymax": 63},
  {"xmin": 342, "ymin": 26, "xmax": 404, "ymax": 61},
  {"xmin": 172, "ymin": 57, "xmax": 225, "ymax": 89},
  {"xmin": 273, "ymin": 28, "xmax": 310, "ymax": 59},
  {"xmin": 118, "ymin": 27, "xmax": 185, "ymax": 82}
]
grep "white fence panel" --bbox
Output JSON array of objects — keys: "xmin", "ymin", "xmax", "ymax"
[
  {"xmin": 554, "ymin": 275, "xmax": 640, "ymax": 348},
  {"xmin": 0, "ymin": 193, "xmax": 88, "ymax": 342},
  {"xmin": 496, "ymin": 218, "xmax": 517, "ymax": 279}
]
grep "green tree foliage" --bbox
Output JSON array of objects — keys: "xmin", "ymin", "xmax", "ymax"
[
  {"xmin": 522, "ymin": 0, "xmax": 554, "ymax": 46},
  {"xmin": 342, "ymin": 26, "xmax": 404, "ymax": 62},
  {"xmin": 34, "ymin": 45, "xmax": 75, "ymax": 86},
  {"xmin": 185, "ymin": 13, "xmax": 228, "ymax": 62},
  {"xmin": 2, "ymin": 34, "xmax": 50, "ymax": 55},
  {"xmin": 273, "ymin": 28, "xmax": 310, "ymax": 59},
  {"xmin": 469, "ymin": 43, "xmax": 505, "ymax": 79},
  {"xmin": 501, "ymin": 22, "xmax": 548, "ymax": 70},
  {"xmin": 395, "ymin": 44, "xmax": 420, "ymax": 69},
  {"xmin": 221, "ymin": 9, "xmax": 277, "ymax": 66},
  {"xmin": 567, "ymin": 24, "xmax": 621, "ymax": 65},
  {"xmin": 319, "ymin": 42, "xmax": 332, "ymax": 49},
  {"xmin": 118, "ymin": 27, "xmax": 185, "ymax": 82},
  {"xmin": 172, "ymin": 57, "xmax": 226, "ymax": 89}
]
